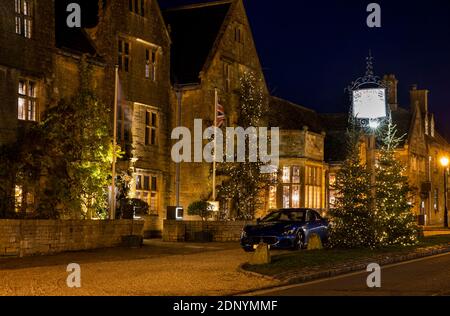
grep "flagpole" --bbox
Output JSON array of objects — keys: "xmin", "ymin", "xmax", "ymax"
[
  {"xmin": 213, "ymin": 88, "xmax": 218, "ymax": 201},
  {"xmin": 111, "ymin": 65, "xmax": 119, "ymax": 220}
]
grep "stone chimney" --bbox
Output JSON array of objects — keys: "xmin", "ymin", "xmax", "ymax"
[
  {"xmin": 383, "ymin": 74, "xmax": 398, "ymax": 111},
  {"xmin": 410, "ymin": 84, "xmax": 429, "ymax": 114}
]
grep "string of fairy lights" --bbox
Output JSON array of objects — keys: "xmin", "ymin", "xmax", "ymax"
[{"xmin": 329, "ymin": 122, "xmax": 418, "ymax": 248}]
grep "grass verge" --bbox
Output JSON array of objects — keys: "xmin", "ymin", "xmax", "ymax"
[{"xmin": 242, "ymin": 235, "xmax": 450, "ymax": 277}]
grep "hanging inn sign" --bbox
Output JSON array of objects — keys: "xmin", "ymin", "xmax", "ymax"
[{"xmin": 348, "ymin": 52, "xmax": 389, "ymax": 129}]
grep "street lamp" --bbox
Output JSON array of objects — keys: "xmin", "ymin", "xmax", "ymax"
[{"xmin": 440, "ymin": 157, "xmax": 449, "ymax": 228}]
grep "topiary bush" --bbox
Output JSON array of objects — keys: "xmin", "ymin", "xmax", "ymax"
[{"xmin": 187, "ymin": 200, "xmax": 214, "ymax": 221}]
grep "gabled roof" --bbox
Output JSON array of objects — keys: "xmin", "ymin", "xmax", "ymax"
[
  {"xmin": 391, "ymin": 107, "xmax": 412, "ymax": 145},
  {"xmin": 426, "ymin": 131, "xmax": 450, "ymax": 149},
  {"xmin": 55, "ymin": 1, "xmax": 98, "ymax": 55},
  {"xmin": 269, "ymin": 96, "xmax": 325, "ymax": 134},
  {"xmin": 56, "ymin": 29, "xmax": 98, "ymax": 55},
  {"xmin": 163, "ymin": 1, "xmax": 232, "ymax": 84}
]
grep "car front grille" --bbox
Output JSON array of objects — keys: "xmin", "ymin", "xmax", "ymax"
[{"xmin": 248, "ymin": 236, "xmax": 278, "ymax": 245}]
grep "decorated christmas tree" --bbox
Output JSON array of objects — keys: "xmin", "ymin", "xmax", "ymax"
[
  {"xmin": 375, "ymin": 120, "xmax": 418, "ymax": 246},
  {"xmin": 217, "ymin": 72, "xmax": 274, "ymax": 219},
  {"xmin": 329, "ymin": 124, "xmax": 378, "ymax": 248}
]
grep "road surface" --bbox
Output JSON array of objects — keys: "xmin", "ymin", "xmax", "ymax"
[
  {"xmin": 251, "ymin": 252, "xmax": 450, "ymax": 296},
  {"xmin": 0, "ymin": 240, "xmax": 280, "ymax": 296}
]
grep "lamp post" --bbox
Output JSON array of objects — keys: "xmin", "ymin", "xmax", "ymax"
[{"xmin": 440, "ymin": 157, "xmax": 449, "ymax": 228}]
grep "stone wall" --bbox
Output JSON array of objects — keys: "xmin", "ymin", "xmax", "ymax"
[
  {"xmin": 142, "ymin": 214, "xmax": 163, "ymax": 238},
  {"xmin": 163, "ymin": 220, "xmax": 254, "ymax": 242},
  {"xmin": 0, "ymin": 220, "xmax": 144, "ymax": 257}
]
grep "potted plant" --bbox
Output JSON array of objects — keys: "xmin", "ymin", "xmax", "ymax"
[
  {"xmin": 120, "ymin": 198, "xmax": 148, "ymax": 248},
  {"xmin": 187, "ymin": 200, "xmax": 215, "ymax": 242}
]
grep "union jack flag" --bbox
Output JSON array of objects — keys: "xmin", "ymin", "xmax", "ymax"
[{"xmin": 216, "ymin": 103, "xmax": 226, "ymax": 128}]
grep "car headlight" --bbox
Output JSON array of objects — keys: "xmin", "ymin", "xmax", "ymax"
[{"xmin": 283, "ymin": 228, "xmax": 297, "ymax": 236}]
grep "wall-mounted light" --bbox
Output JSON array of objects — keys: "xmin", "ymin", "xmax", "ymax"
[
  {"xmin": 175, "ymin": 207, "xmax": 184, "ymax": 220},
  {"xmin": 440, "ymin": 156, "xmax": 449, "ymax": 168}
]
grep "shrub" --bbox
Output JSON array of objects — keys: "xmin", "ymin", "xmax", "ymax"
[
  {"xmin": 118, "ymin": 198, "xmax": 149, "ymax": 219},
  {"xmin": 187, "ymin": 201, "xmax": 214, "ymax": 221}
]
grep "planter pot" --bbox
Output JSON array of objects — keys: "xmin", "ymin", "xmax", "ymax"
[{"xmin": 121, "ymin": 235, "xmax": 143, "ymax": 248}]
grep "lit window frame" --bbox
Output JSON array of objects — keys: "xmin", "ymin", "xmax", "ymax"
[
  {"xmin": 15, "ymin": 0, "xmax": 33, "ymax": 39},
  {"xmin": 135, "ymin": 172, "xmax": 159, "ymax": 215},
  {"xmin": 281, "ymin": 165, "xmax": 302, "ymax": 209},
  {"xmin": 305, "ymin": 165, "xmax": 323, "ymax": 209},
  {"xmin": 18, "ymin": 79, "xmax": 37, "ymax": 121}
]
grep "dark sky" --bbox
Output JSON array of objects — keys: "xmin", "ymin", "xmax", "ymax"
[
  {"xmin": 67, "ymin": 0, "xmax": 450, "ymax": 138},
  {"xmin": 159, "ymin": 0, "xmax": 450, "ymax": 139}
]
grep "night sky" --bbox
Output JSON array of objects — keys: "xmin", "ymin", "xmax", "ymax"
[{"xmin": 68, "ymin": 0, "xmax": 450, "ymax": 138}]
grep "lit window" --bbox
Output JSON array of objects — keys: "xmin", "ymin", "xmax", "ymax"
[
  {"xmin": 280, "ymin": 166, "xmax": 303, "ymax": 209},
  {"xmin": 283, "ymin": 186, "xmax": 290, "ymax": 209},
  {"xmin": 18, "ymin": 79, "xmax": 37, "ymax": 121},
  {"xmin": 282, "ymin": 166, "xmax": 291, "ymax": 184},
  {"xmin": 15, "ymin": 185, "xmax": 23, "ymax": 212},
  {"xmin": 268, "ymin": 186, "xmax": 277, "ymax": 209},
  {"xmin": 135, "ymin": 172, "xmax": 158, "ymax": 214},
  {"xmin": 292, "ymin": 166, "xmax": 300, "ymax": 184},
  {"xmin": 15, "ymin": 0, "xmax": 33, "ymax": 38},
  {"xmin": 292, "ymin": 185, "xmax": 300, "ymax": 208},
  {"xmin": 305, "ymin": 166, "xmax": 322, "ymax": 209}
]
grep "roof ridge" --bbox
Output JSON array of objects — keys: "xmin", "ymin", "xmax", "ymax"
[
  {"xmin": 271, "ymin": 96, "xmax": 317, "ymax": 114},
  {"xmin": 163, "ymin": 0, "xmax": 233, "ymax": 12}
]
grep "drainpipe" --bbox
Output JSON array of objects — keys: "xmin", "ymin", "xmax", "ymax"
[{"xmin": 175, "ymin": 89, "xmax": 182, "ymax": 207}]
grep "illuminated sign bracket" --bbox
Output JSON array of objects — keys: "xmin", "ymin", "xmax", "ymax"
[{"xmin": 347, "ymin": 52, "xmax": 389, "ymax": 129}]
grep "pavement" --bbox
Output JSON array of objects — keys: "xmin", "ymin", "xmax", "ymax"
[
  {"xmin": 247, "ymin": 252, "xmax": 450, "ymax": 296},
  {"xmin": 0, "ymin": 240, "xmax": 280, "ymax": 296}
]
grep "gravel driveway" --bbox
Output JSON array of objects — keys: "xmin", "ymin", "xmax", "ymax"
[{"xmin": 0, "ymin": 240, "xmax": 279, "ymax": 296}]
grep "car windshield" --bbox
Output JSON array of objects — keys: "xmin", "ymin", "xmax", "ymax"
[{"xmin": 261, "ymin": 210, "xmax": 305, "ymax": 222}]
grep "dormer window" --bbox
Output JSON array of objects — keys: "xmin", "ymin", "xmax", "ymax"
[{"xmin": 129, "ymin": 0, "xmax": 145, "ymax": 17}]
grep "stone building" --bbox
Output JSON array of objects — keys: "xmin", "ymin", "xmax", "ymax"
[
  {"xmin": 323, "ymin": 74, "xmax": 450, "ymax": 226},
  {"xmin": 0, "ymin": 0, "xmax": 104, "ymax": 213},
  {"xmin": 2, "ymin": 1, "xmax": 449, "ymax": 229},
  {"xmin": 268, "ymin": 97, "xmax": 328, "ymax": 217},
  {"xmin": 86, "ymin": 0, "xmax": 173, "ymax": 234},
  {"xmin": 162, "ymin": 0, "xmax": 270, "ymax": 218},
  {"xmin": 0, "ymin": 0, "xmax": 55, "ymax": 145}
]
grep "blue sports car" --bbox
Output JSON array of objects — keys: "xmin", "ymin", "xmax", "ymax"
[{"xmin": 241, "ymin": 208, "xmax": 329, "ymax": 251}]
